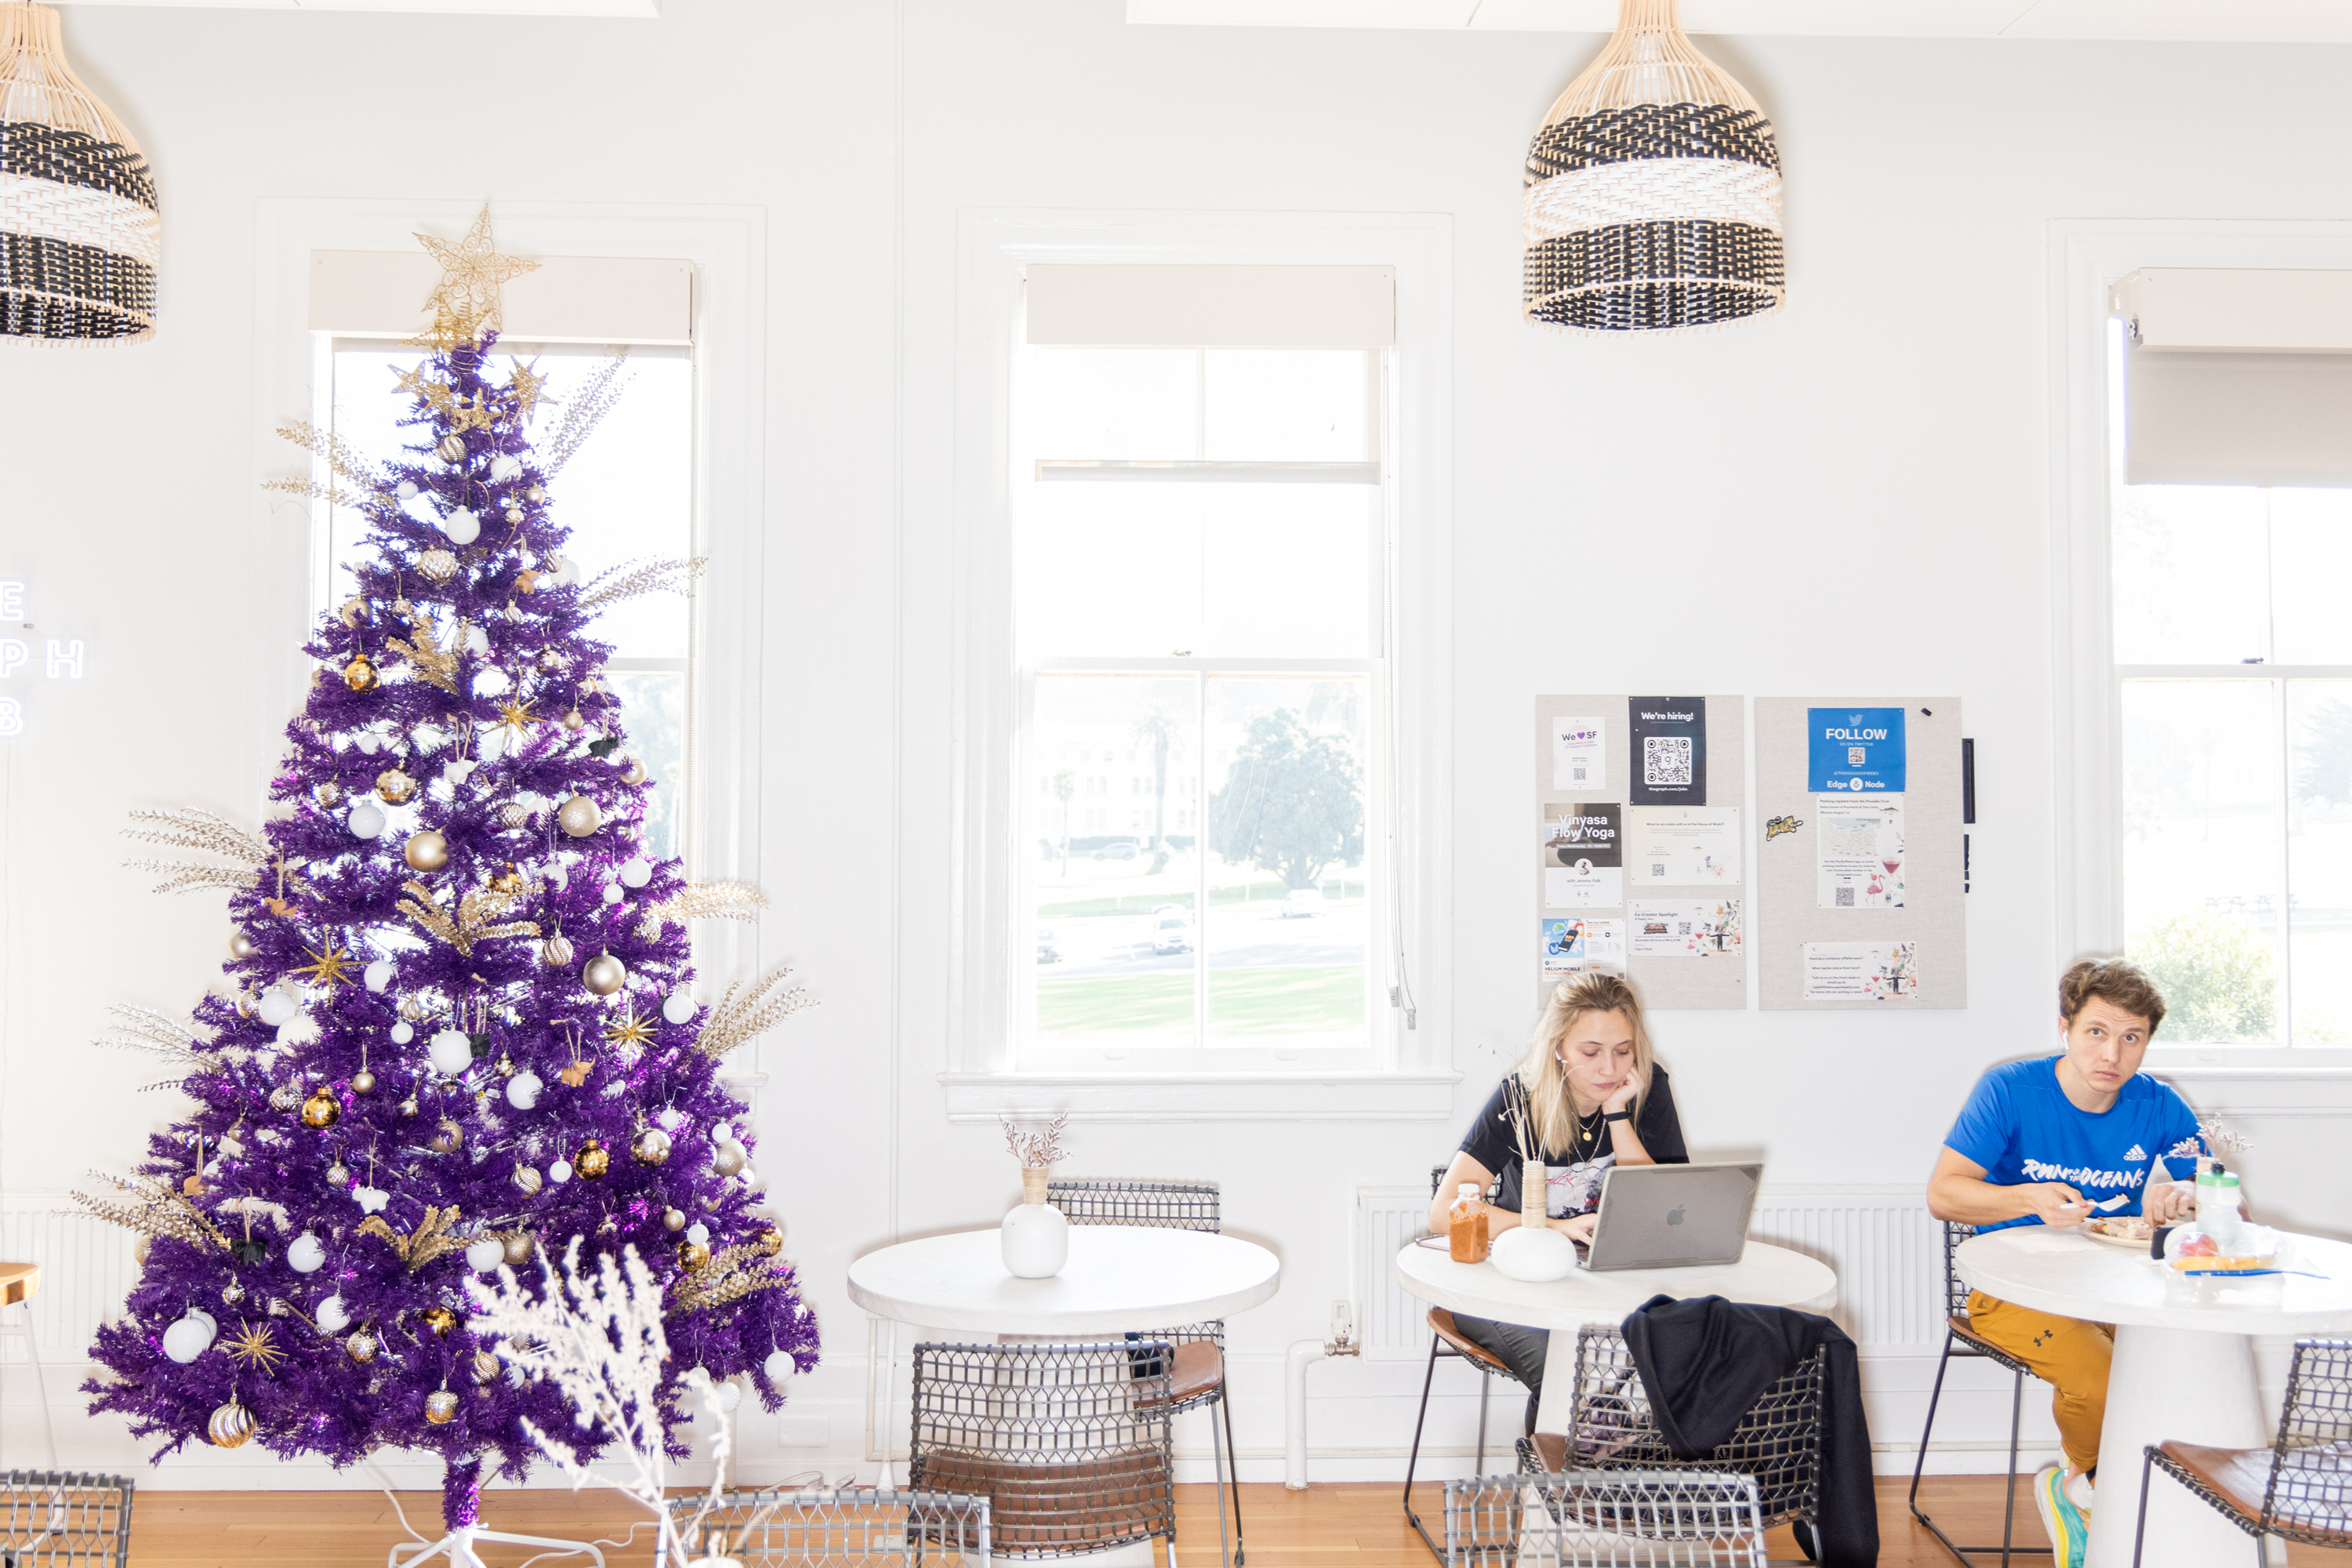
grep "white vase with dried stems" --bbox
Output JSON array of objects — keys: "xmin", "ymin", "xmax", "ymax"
[
  {"xmin": 999, "ymin": 1114, "xmax": 1071, "ymax": 1279},
  {"xmin": 1486, "ymin": 1082, "xmax": 1579, "ymax": 1283}
]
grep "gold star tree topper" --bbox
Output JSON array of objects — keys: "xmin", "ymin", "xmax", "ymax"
[{"xmin": 412, "ymin": 206, "xmax": 539, "ymax": 351}]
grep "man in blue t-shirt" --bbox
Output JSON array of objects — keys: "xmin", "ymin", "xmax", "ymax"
[{"xmin": 1927, "ymin": 960, "xmax": 2207, "ymax": 1568}]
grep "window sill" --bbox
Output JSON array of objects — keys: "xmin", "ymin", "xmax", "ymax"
[
  {"xmin": 2145, "ymin": 1048, "xmax": 2352, "ymax": 1080},
  {"xmin": 939, "ymin": 1070, "xmax": 1462, "ymax": 1123}
]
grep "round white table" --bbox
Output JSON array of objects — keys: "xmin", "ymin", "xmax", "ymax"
[
  {"xmin": 1957, "ymin": 1225, "xmax": 2352, "ymax": 1568},
  {"xmin": 1392, "ymin": 1239, "xmax": 1838, "ymax": 1435},
  {"xmin": 848, "ymin": 1225, "xmax": 1281, "ymax": 1337}
]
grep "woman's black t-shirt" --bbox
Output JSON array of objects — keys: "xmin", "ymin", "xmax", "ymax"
[{"xmin": 1455, "ymin": 1064, "xmax": 1689, "ymax": 1218}]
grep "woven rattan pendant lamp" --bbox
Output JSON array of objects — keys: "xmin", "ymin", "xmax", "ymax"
[
  {"xmin": 1, "ymin": 0, "xmax": 158, "ymax": 342},
  {"xmin": 1522, "ymin": 0, "xmax": 1783, "ymax": 333}
]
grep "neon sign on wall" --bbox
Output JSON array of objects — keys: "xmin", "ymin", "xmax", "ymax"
[{"xmin": 0, "ymin": 581, "xmax": 86, "ymax": 737}]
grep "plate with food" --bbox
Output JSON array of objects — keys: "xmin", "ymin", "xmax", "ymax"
[{"xmin": 2082, "ymin": 1216, "xmax": 2154, "ymax": 1249}]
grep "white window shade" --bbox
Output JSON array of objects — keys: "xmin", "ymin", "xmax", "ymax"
[
  {"xmin": 2114, "ymin": 267, "xmax": 2352, "ymax": 486},
  {"xmin": 1026, "ymin": 263, "xmax": 1394, "ymax": 347},
  {"xmin": 309, "ymin": 251, "xmax": 692, "ymax": 344}
]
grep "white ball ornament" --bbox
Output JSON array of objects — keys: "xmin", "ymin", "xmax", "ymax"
[
  {"xmin": 463, "ymin": 626, "xmax": 490, "ymax": 657},
  {"xmin": 162, "ymin": 1313, "xmax": 216, "ymax": 1364},
  {"xmin": 739, "ymin": 1166, "xmax": 760, "ymax": 1189},
  {"xmin": 441, "ymin": 508, "xmax": 481, "ymax": 546},
  {"xmin": 390, "ymin": 1021, "xmax": 415, "ymax": 1045},
  {"xmin": 489, "ymin": 454, "xmax": 523, "ymax": 482},
  {"xmin": 363, "ymin": 959, "xmax": 395, "ymax": 993},
  {"xmin": 396, "ymin": 481, "xmax": 419, "ymax": 499},
  {"xmin": 620, "ymin": 857, "xmax": 652, "ymax": 890},
  {"xmin": 549, "ymin": 1159, "xmax": 574, "ymax": 1184},
  {"xmin": 661, "ymin": 992, "xmax": 696, "ymax": 1025},
  {"xmin": 314, "ymin": 1295, "xmax": 350, "ymax": 1333},
  {"xmin": 473, "ymin": 666, "xmax": 512, "ymax": 699},
  {"xmin": 505, "ymin": 1071, "xmax": 543, "ymax": 1110},
  {"xmin": 186, "ymin": 1308, "xmax": 216, "ymax": 1335},
  {"xmin": 255, "ymin": 988, "xmax": 301, "ymax": 1027},
  {"xmin": 716, "ymin": 1379, "xmax": 743, "ymax": 1413},
  {"xmin": 656, "ymin": 1105, "xmax": 685, "ymax": 1130},
  {"xmin": 685, "ymin": 1222, "xmax": 710, "ymax": 1246},
  {"xmin": 349, "ymin": 802, "xmax": 387, "ymax": 840},
  {"xmin": 601, "ymin": 883, "xmax": 625, "ymax": 906},
  {"xmin": 764, "ymin": 1349, "xmax": 796, "ymax": 1382},
  {"xmin": 466, "ymin": 1237, "xmax": 506, "ymax": 1272},
  {"xmin": 427, "ymin": 1028, "xmax": 474, "ymax": 1076},
  {"xmin": 287, "ymin": 1232, "xmax": 326, "ymax": 1274}
]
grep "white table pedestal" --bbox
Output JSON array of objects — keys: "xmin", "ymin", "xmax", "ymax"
[{"xmin": 2086, "ymin": 1325, "xmax": 2269, "ymax": 1568}]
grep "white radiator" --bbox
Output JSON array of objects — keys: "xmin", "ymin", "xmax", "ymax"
[
  {"xmin": 1353, "ymin": 1182, "xmax": 1940, "ymax": 1359},
  {"xmin": 0, "ymin": 1196, "xmax": 129, "ymax": 1367}
]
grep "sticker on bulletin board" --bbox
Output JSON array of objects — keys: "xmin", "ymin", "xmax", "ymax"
[
  {"xmin": 1541, "ymin": 917, "xmax": 1625, "ymax": 977},
  {"xmin": 1628, "ymin": 696, "xmax": 1707, "ymax": 804},
  {"xmin": 1809, "ymin": 706, "xmax": 1906, "ymax": 793}
]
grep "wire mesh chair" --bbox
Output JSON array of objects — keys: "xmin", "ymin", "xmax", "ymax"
[
  {"xmin": 1406, "ymin": 1166, "xmax": 1522, "ymax": 1563},
  {"xmin": 1445, "ymin": 1469, "xmax": 1768, "ymax": 1567},
  {"xmin": 909, "ymin": 1340, "xmax": 1176, "ymax": 1563},
  {"xmin": 2133, "ymin": 1337, "xmax": 2352, "ymax": 1567},
  {"xmin": 1047, "ymin": 1178, "xmax": 1243, "ymax": 1566},
  {"xmin": 666, "ymin": 1486, "xmax": 989, "ymax": 1567},
  {"xmin": 1909, "ymin": 1221, "xmax": 2052, "ymax": 1568},
  {"xmin": 1517, "ymin": 1323, "xmax": 1824, "ymax": 1563},
  {"xmin": 0, "ymin": 1472, "xmax": 136, "ymax": 1567}
]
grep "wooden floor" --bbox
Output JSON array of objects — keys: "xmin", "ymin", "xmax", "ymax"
[{"xmin": 107, "ymin": 1475, "xmax": 2334, "ymax": 1566}]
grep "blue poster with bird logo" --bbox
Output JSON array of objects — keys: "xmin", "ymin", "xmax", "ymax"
[{"xmin": 1808, "ymin": 706, "xmax": 1906, "ymax": 793}]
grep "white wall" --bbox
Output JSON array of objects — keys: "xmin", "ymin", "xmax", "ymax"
[{"xmin": 3, "ymin": 0, "xmax": 2349, "ymax": 1490}]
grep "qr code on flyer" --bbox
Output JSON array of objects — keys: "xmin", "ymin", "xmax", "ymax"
[{"xmin": 1644, "ymin": 735, "xmax": 1693, "ymax": 786}]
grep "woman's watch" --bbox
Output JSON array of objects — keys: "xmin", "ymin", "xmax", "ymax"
[{"xmin": 1602, "ymin": 1109, "xmax": 1633, "ymax": 1123}]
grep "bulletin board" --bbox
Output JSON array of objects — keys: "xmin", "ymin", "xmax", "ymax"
[
  {"xmin": 1755, "ymin": 698, "xmax": 1966, "ymax": 1011},
  {"xmin": 1533, "ymin": 695, "xmax": 1747, "ymax": 1012}
]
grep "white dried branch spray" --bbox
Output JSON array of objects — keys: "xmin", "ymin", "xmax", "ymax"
[
  {"xmin": 2198, "ymin": 1115, "xmax": 2255, "ymax": 1157},
  {"xmin": 542, "ymin": 350, "xmax": 630, "ymax": 475},
  {"xmin": 122, "ymin": 860, "xmax": 261, "ymax": 896},
  {"xmin": 692, "ymin": 966, "xmax": 814, "ymax": 1059},
  {"xmin": 577, "ymin": 556, "xmax": 708, "ymax": 613},
  {"xmin": 69, "ymin": 1172, "xmax": 230, "ymax": 1250},
  {"xmin": 1000, "ymin": 1112, "xmax": 1069, "ymax": 1171},
  {"xmin": 465, "ymin": 1239, "xmax": 730, "ymax": 1568},
  {"xmin": 274, "ymin": 419, "xmax": 383, "ymax": 495},
  {"xmin": 96, "ymin": 1004, "xmax": 210, "ymax": 1066},
  {"xmin": 260, "ymin": 476, "xmax": 368, "ymax": 510},
  {"xmin": 121, "ymin": 809, "xmax": 307, "ymax": 898},
  {"xmin": 640, "ymin": 880, "xmax": 766, "ymax": 938}
]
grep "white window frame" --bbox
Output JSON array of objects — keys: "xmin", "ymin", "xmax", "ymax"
[
  {"xmin": 2051, "ymin": 217, "xmax": 2352, "ymax": 1078},
  {"xmin": 940, "ymin": 209, "xmax": 1457, "ymax": 1123},
  {"xmin": 252, "ymin": 199, "xmax": 768, "ymax": 996}
]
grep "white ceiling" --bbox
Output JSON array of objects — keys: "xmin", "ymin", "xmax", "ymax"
[
  {"xmin": 59, "ymin": 0, "xmax": 655, "ymax": 13},
  {"xmin": 1127, "ymin": 0, "xmax": 2352, "ymax": 42}
]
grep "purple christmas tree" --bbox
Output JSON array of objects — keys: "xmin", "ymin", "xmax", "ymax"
[{"xmin": 76, "ymin": 211, "xmax": 819, "ymax": 1536}]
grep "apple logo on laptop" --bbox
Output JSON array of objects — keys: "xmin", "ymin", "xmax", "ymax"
[{"xmin": 1667, "ymin": 1205, "xmax": 1686, "ymax": 1226}]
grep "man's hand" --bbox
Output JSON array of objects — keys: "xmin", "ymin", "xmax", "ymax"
[
  {"xmin": 2023, "ymin": 1182, "xmax": 2091, "ymax": 1229},
  {"xmin": 2144, "ymin": 1181, "xmax": 2197, "ymax": 1224}
]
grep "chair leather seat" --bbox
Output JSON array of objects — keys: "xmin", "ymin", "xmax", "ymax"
[
  {"xmin": 1527, "ymin": 1431, "xmax": 1569, "ymax": 1474},
  {"xmin": 914, "ymin": 1446, "xmax": 1172, "ymax": 1547},
  {"xmin": 2159, "ymin": 1439, "xmax": 2352, "ymax": 1542},
  {"xmin": 1429, "ymin": 1308, "xmax": 1517, "ymax": 1379},
  {"xmin": 1133, "ymin": 1339, "xmax": 1224, "ymax": 1408}
]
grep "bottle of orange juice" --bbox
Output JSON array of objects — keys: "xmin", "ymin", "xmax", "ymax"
[{"xmin": 1448, "ymin": 1183, "xmax": 1490, "ymax": 1263}]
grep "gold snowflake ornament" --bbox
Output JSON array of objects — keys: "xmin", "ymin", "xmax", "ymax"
[{"xmin": 225, "ymin": 1319, "xmax": 288, "ymax": 1374}]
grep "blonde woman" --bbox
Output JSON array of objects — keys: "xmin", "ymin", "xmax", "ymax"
[{"xmin": 1427, "ymin": 972, "xmax": 1689, "ymax": 1433}]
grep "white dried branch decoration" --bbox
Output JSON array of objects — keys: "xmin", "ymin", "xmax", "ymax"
[
  {"xmin": 577, "ymin": 556, "xmax": 707, "ymax": 613},
  {"xmin": 541, "ymin": 350, "xmax": 630, "ymax": 475},
  {"xmin": 691, "ymin": 966, "xmax": 813, "ymax": 1060},
  {"xmin": 642, "ymin": 880, "xmax": 766, "ymax": 935},
  {"xmin": 122, "ymin": 808, "xmax": 274, "ymax": 866},
  {"xmin": 666, "ymin": 1243, "xmax": 793, "ymax": 1318},
  {"xmin": 96, "ymin": 1004, "xmax": 212, "ymax": 1068},
  {"xmin": 465, "ymin": 1238, "xmax": 730, "ymax": 1568},
  {"xmin": 70, "ymin": 1172, "xmax": 230, "ymax": 1250},
  {"xmin": 275, "ymin": 419, "xmax": 383, "ymax": 495},
  {"xmin": 2198, "ymin": 1116, "xmax": 2254, "ymax": 1157},
  {"xmin": 1000, "ymin": 1112, "xmax": 1069, "ymax": 1171},
  {"xmin": 260, "ymin": 476, "xmax": 367, "ymax": 510},
  {"xmin": 123, "ymin": 859, "xmax": 260, "ymax": 896}
]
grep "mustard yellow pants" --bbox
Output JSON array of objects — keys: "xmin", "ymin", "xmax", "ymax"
[{"xmin": 1965, "ymin": 1290, "xmax": 2114, "ymax": 1475}]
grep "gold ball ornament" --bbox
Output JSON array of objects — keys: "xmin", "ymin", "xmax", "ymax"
[
  {"xmin": 418, "ymin": 548, "xmax": 459, "ymax": 584},
  {"xmin": 399, "ymin": 996, "xmax": 426, "ymax": 1022},
  {"xmin": 677, "ymin": 1240, "xmax": 711, "ymax": 1272},
  {"xmin": 338, "ymin": 596, "xmax": 371, "ymax": 629},
  {"xmin": 499, "ymin": 802, "xmax": 532, "ymax": 829},
  {"xmin": 430, "ymin": 1119, "xmax": 464, "ymax": 1155},
  {"xmin": 756, "ymin": 1228, "xmax": 784, "ymax": 1258},
  {"xmin": 574, "ymin": 1138, "xmax": 611, "ymax": 1180},
  {"xmin": 343, "ymin": 655, "xmax": 380, "ymax": 693},
  {"xmin": 540, "ymin": 933, "xmax": 575, "ymax": 969},
  {"xmin": 581, "ymin": 951, "xmax": 626, "ymax": 996},
  {"xmin": 437, "ymin": 434, "xmax": 467, "ymax": 463},
  {"xmin": 514, "ymin": 1164, "xmax": 543, "ymax": 1196},
  {"xmin": 630, "ymin": 1127, "xmax": 673, "ymax": 1167},
  {"xmin": 350, "ymin": 1069, "xmax": 377, "ymax": 1095},
  {"xmin": 620, "ymin": 759, "xmax": 648, "ymax": 786},
  {"xmin": 528, "ymin": 485, "xmax": 545, "ymax": 502},
  {"xmin": 470, "ymin": 1349, "xmax": 502, "ymax": 1386},
  {"xmin": 376, "ymin": 768, "xmax": 419, "ymax": 804},
  {"xmin": 505, "ymin": 506, "xmax": 524, "ymax": 524},
  {"xmin": 710, "ymin": 1142, "xmax": 746, "ymax": 1179},
  {"xmin": 662, "ymin": 1207, "xmax": 687, "ymax": 1232},
  {"xmin": 269, "ymin": 1084, "xmax": 300, "ymax": 1113},
  {"xmin": 326, "ymin": 1161, "xmax": 350, "ymax": 1185},
  {"xmin": 228, "ymin": 930, "xmax": 258, "ymax": 961},
  {"xmin": 502, "ymin": 1232, "xmax": 535, "ymax": 1266},
  {"xmin": 314, "ymin": 780, "xmax": 346, "ymax": 809},
  {"xmin": 556, "ymin": 794, "xmax": 601, "ymax": 837},
  {"xmin": 347, "ymin": 1330, "xmax": 379, "ymax": 1363},
  {"xmin": 422, "ymin": 1306, "xmax": 459, "ymax": 1336},
  {"xmin": 402, "ymin": 830, "xmax": 451, "ymax": 873},
  {"xmin": 424, "ymin": 1388, "xmax": 459, "ymax": 1425},
  {"xmin": 399, "ymin": 1097, "xmax": 419, "ymax": 1117},
  {"xmin": 561, "ymin": 708, "xmax": 586, "ymax": 732},
  {"xmin": 207, "ymin": 1399, "xmax": 256, "ymax": 1449},
  {"xmin": 300, "ymin": 1089, "xmax": 341, "ymax": 1129}
]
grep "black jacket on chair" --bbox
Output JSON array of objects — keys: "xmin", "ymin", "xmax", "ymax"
[{"xmin": 1622, "ymin": 1293, "xmax": 1878, "ymax": 1568}]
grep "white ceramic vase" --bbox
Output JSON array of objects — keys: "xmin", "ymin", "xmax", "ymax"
[
  {"xmin": 1489, "ymin": 1221, "xmax": 1578, "ymax": 1282},
  {"xmin": 1000, "ymin": 1167, "xmax": 1069, "ymax": 1279}
]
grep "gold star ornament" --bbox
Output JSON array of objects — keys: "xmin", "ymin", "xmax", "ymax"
[
  {"xmin": 292, "ymin": 942, "xmax": 356, "ymax": 989},
  {"xmin": 603, "ymin": 1012, "xmax": 656, "ymax": 1052},
  {"xmin": 412, "ymin": 206, "xmax": 539, "ymax": 350},
  {"xmin": 495, "ymin": 697, "xmax": 537, "ymax": 734},
  {"xmin": 225, "ymin": 1319, "xmax": 288, "ymax": 1374}
]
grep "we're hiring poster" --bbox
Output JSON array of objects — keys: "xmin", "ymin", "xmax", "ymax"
[{"xmin": 1628, "ymin": 697, "xmax": 1706, "ymax": 805}]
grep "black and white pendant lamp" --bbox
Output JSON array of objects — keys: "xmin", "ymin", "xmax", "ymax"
[
  {"xmin": 1522, "ymin": 0, "xmax": 1784, "ymax": 333},
  {"xmin": 1, "ymin": 1, "xmax": 158, "ymax": 342}
]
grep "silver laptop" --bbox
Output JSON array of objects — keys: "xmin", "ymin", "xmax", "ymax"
[{"xmin": 1584, "ymin": 1162, "xmax": 1762, "ymax": 1270}]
